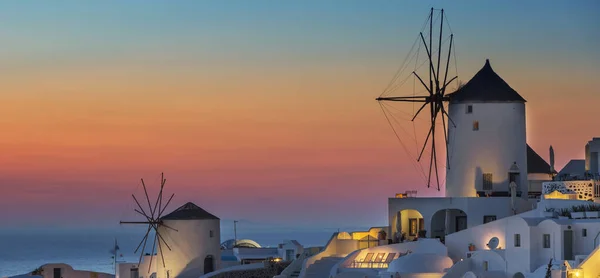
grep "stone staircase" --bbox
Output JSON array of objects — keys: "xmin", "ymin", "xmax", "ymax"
[{"xmin": 302, "ymin": 256, "xmax": 344, "ymax": 278}]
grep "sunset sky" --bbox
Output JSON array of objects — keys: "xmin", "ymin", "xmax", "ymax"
[{"xmin": 0, "ymin": 1, "xmax": 599, "ymax": 232}]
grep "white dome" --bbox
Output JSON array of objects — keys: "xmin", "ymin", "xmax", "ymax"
[
  {"xmin": 220, "ymin": 239, "xmax": 261, "ymax": 249},
  {"xmin": 387, "ymin": 253, "xmax": 453, "ymax": 273}
]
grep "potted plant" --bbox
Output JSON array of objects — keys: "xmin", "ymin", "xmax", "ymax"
[
  {"xmin": 571, "ymin": 205, "xmax": 587, "ymax": 219},
  {"xmin": 468, "ymin": 243, "xmax": 476, "ymax": 251},
  {"xmin": 587, "ymin": 204, "xmax": 600, "ymax": 218},
  {"xmin": 558, "ymin": 208, "xmax": 571, "ymax": 219},
  {"xmin": 543, "ymin": 207, "xmax": 555, "ymax": 218}
]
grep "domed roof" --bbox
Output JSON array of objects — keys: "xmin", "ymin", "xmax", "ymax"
[
  {"xmin": 221, "ymin": 239, "xmax": 262, "ymax": 249},
  {"xmin": 448, "ymin": 59, "xmax": 525, "ymax": 103},
  {"xmin": 160, "ymin": 202, "xmax": 219, "ymax": 220},
  {"xmin": 387, "ymin": 253, "xmax": 453, "ymax": 273}
]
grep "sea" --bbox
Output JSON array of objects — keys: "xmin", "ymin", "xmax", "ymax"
[{"xmin": 0, "ymin": 228, "xmax": 333, "ymax": 277}]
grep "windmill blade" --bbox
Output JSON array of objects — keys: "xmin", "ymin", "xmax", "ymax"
[
  {"xmin": 157, "ymin": 233, "xmax": 166, "ymax": 268},
  {"xmin": 147, "ymin": 233, "xmax": 158, "ymax": 273},
  {"xmin": 141, "ymin": 179, "xmax": 155, "ymax": 217},
  {"xmin": 412, "ymin": 72, "xmax": 431, "ymax": 93},
  {"xmin": 158, "ymin": 193, "xmax": 175, "ymax": 218},
  {"xmin": 152, "ymin": 175, "xmax": 166, "ymax": 219},
  {"xmin": 427, "ymin": 131, "xmax": 435, "ymax": 188},
  {"xmin": 135, "ymin": 225, "xmax": 152, "ymax": 254},
  {"xmin": 132, "ymin": 195, "xmax": 151, "ymax": 219},
  {"xmin": 158, "ymin": 174, "xmax": 166, "ymax": 219},
  {"xmin": 441, "ymin": 76, "xmax": 458, "ymax": 93},
  {"xmin": 442, "ymin": 106, "xmax": 456, "ymax": 127},
  {"xmin": 412, "ymin": 102, "xmax": 428, "ymax": 121},
  {"xmin": 134, "ymin": 209, "xmax": 152, "ymax": 220},
  {"xmin": 436, "ymin": 9, "xmax": 444, "ymax": 86},
  {"xmin": 442, "ymin": 34, "xmax": 453, "ymax": 88},
  {"xmin": 432, "ymin": 134, "xmax": 441, "ymax": 191},
  {"xmin": 417, "ymin": 121, "xmax": 434, "ymax": 161},
  {"xmin": 155, "ymin": 229, "xmax": 173, "ymax": 251},
  {"xmin": 419, "ymin": 32, "xmax": 438, "ymax": 85},
  {"xmin": 159, "ymin": 222, "xmax": 179, "ymax": 232}
]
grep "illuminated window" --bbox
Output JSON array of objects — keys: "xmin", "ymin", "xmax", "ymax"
[
  {"xmin": 483, "ymin": 215, "xmax": 497, "ymax": 224},
  {"xmin": 466, "ymin": 105, "xmax": 473, "ymax": 114},
  {"xmin": 483, "ymin": 173, "xmax": 493, "ymax": 190},
  {"xmin": 514, "ymin": 234, "xmax": 521, "ymax": 247},
  {"xmin": 473, "ymin": 121, "xmax": 479, "ymax": 131},
  {"xmin": 419, "ymin": 218, "xmax": 424, "ymax": 232},
  {"xmin": 543, "ymin": 234, "xmax": 551, "ymax": 248}
]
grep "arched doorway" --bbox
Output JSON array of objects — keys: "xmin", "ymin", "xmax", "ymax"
[
  {"xmin": 204, "ymin": 255, "xmax": 214, "ymax": 274},
  {"xmin": 430, "ymin": 209, "xmax": 468, "ymax": 241},
  {"xmin": 393, "ymin": 209, "xmax": 425, "ymax": 242}
]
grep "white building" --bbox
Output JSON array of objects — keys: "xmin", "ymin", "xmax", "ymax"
[
  {"xmin": 30, "ymin": 264, "xmax": 114, "ymax": 278},
  {"xmin": 446, "ymin": 59, "xmax": 529, "ymax": 198},
  {"xmin": 443, "ymin": 198, "xmax": 600, "ymax": 278},
  {"xmin": 117, "ymin": 202, "xmax": 221, "ymax": 278},
  {"xmin": 286, "ymin": 60, "xmax": 600, "ymax": 278},
  {"xmin": 389, "ymin": 60, "xmax": 555, "ymax": 243},
  {"xmin": 585, "ymin": 138, "xmax": 600, "ymax": 178},
  {"xmin": 220, "ymin": 239, "xmax": 304, "ymax": 268}
]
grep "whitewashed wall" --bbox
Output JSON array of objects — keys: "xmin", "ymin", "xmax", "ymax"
[
  {"xmin": 504, "ymin": 217, "xmax": 532, "ymax": 275},
  {"xmin": 157, "ymin": 219, "xmax": 221, "ymax": 278},
  {"xmin": 445, "ymin": 217, "xmax": 509, "ymax": 262},
  {"xmin": 117, "ymin": 263, "xmax": 137, "ymax": 278},
  {"xmin": 531, "ymin": 220, "xmax": 565, "ymax": 271},
  {"xmin": 388, "ymin": 197, "xmax": 527, "ymax": 238},
  {"xmin": 40, "ymin": 264, "xmax": 113, "ymax": 278},
  {"xmin": 446, "ymin": 102, "xmax": 527, "ymax": 197}
]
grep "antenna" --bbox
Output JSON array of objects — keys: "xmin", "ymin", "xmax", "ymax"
[{"xmin": 120, "ymin": 173, "xmax": 178, "ymax": 273}]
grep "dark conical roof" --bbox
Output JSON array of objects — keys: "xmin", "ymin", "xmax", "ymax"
[
  {"xmin": 527, "ymin": 144, "xmax": 552, "ymax": 174},
  {"xmin": 160, "ymin": 202, "xmax": 220, "ymax": 220},
  {"xmin": 448, "ymin": 59, "xmax": 526, "ymax": 103}
]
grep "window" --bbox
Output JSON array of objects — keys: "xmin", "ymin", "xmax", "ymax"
[
  {"xmin": 543, "ymin": 234, "xmax": 551, "ymax": 248},
  {"xmin": 483, "ymin": 261, "xmax": 488, "ymax": 271},
  {"xmin": 210, "ymin": 230, "xmax": 214, "ymax": 238},
  {"xmin": 473, "ymin": 121, "xmax": 479, "ymax": 130},
  {"xmin": 583, "ymin": 229, "xmax": 587, "ymax": 237},
  {"xmin": 514, "ymin": 234, "xmax": 521, "ymax": 247},
  {"xmin": 483, "ymin": 215, "xmax": 497, "ymax": 224},
  {"xmin": 419, "ymin": 218, "xmax": 424, "ymax": 232},
  {"xmin": 466, "ymin": 105, "xmax": 473, "ymax": 114},
  {"xmin": 409, "ymin": 218, "xmax": 418, "ymax": 236},
  {"xmin": 483, "ymin": 173, "xmax": 493, "ymax": 190}
]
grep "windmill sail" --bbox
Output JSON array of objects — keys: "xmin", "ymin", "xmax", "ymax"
[{"xmin": 376, "ymin": 8, "xmax": 459, "ymax": 191}]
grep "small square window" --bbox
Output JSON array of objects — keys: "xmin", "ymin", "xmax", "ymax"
[
  {"xmin": 543, "ymin": 234, "xmax": 551, "ymax": 248},
  {"xmin": 466, "ymin": 105, "xmax": 473, "ymax": 114},
  {"xmin": 514, "ymin": 234, "xmax": 521, "ymax": 247},
  {"xmin": 210, "ymin": 230, "xmax": 214, "ymax": 238},
  {"xmin": 473, "ymin": 121, "xmax": 479, "ymax": 131},
  {"xmin": 583, "ymin": 229, "xmax": 587, "ymax": 237}
]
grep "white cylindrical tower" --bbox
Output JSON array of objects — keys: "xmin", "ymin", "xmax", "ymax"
[
  {"xmin": 157, "ymin": 202, "xmax": 221, "ymax": 278},
  {"xmin": 445, "ymin": 60, "xmax": 528, "ymax": 198}
]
